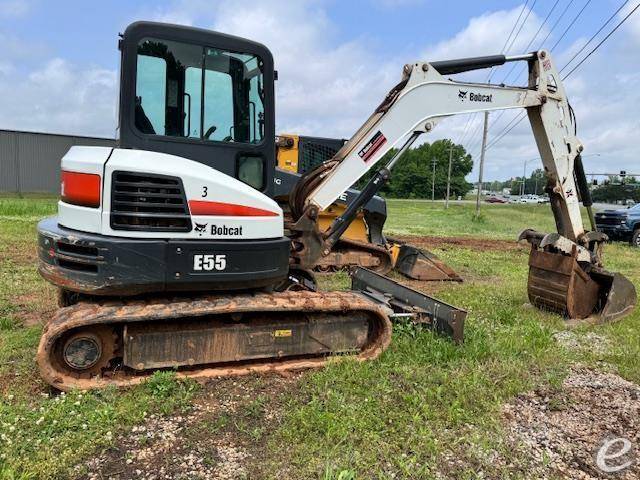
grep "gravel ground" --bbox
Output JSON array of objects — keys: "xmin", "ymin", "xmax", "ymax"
[
  {"xmin": 76, "ymin": 374, "xmax": 298, "ymax": 480},
  {"xmin": 502, "ymin": 366, "xmax": 640, "ymax": 479},
  {"xmin": 74, "ymin": 365, "xmax": 640, "ymax": 480}
]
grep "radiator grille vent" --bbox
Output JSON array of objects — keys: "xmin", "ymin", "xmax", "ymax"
[
  {"xmin": 299, "ymin": 141, "xmax": 341, "ymax": 173},
  {"xmin": 110, "ymin": 171, "xmax": 192, "ymax": 232},
  {"xmin": 596, "ymin": 215, "xmax": 625, "ymax": 226}
]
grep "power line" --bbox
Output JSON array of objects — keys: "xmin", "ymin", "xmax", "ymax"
[
  {"xmin": 562, "ymin": 2, "xmax": 640, "ymax": 79},
  {"xmin": 500, "ymin": 1, "xmax": 531, "ymax": 56},
  {"xmin": 535, "ymin": 0, "xmax": 576, "ymax": 49},
  {"xmin": 500, "ymin": 0, "xmax": 577, "ymax": 85},
  {"xmin": 487, "ymin": 0, "xmax": 591, "ymax": 136},
  {"xmin": 487, "ymin": 0, "xmax": 531, "ymax": 82},
  {"xmin": 458, "ymin": 1, "xmax": 530, "ymax": 146},
  {"xmin": 463, "ymin": 1, "xmax": 535, "ymax": 151},
  {"xmin": 499, "ymin": 0, "xmax": 561, "ymax": 84},
  {"xmin": 483, "ymin": 0, "xmax": 595, "ymax": 150},
  {"xmin": 485, "ymin": 2, "xmax": 640, "ymax": 152},
  {"xmin": 503, "ymin": 0, "xmax": 539, "ymax": 56},
  {"xmin": 549, "ymin": 0, "xmax": 593, "ymax": 51},
  {"xmin": 484, "ymin": 112, "xmax": 527, "ymax": 151},
  {"xmin": 559, "ymin": 0, "xmax": 630, "ymax": 74}
]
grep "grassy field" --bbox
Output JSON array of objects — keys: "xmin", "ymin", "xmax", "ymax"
[
  {"xmin": 0, "ymin": 196, "xmax": 638, "ymax": 479},
  {"xmin": 385, "ymin": 199, "xmax": 575, "ymax": 239}
]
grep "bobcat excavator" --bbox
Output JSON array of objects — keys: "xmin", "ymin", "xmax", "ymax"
[
  {"xmin": 274, "ymin": 133, "xmax": 461, "ymax": 280},
  {"xmin": 36, "ymin": 22, "xmax": 635, "ymax": 390}
]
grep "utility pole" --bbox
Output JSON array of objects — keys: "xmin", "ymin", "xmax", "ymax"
[
  {"xmin": 445, "ymin": 143, "xmax": 453, "ymax": 209},
  {"xmin": 521, "ymin": 158, "xmax": 528, "ymax": 196},
  {"xmin": 475, "ymin": 111, "xmax": 489, "ymax": 219},
  {"xmin": 431, "ymin": 157, "xmax": 437, "ymax": 202}
]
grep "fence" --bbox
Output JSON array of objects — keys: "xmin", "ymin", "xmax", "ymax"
[{"xmin": 0, "ymin": 129, "xmax": 115, "ymax": 194}]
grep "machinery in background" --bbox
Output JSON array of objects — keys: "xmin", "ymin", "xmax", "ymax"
[{"xmin": 274, "ymin": 134, "xmax": 461, "ymax": 281}]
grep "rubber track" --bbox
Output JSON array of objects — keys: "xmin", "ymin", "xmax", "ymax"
[
  {"xmin": 316, "ymin": 238, "xmax": 393, "ymax": 274},
  {"xmin": 38, "ymin": 291, "xmax": 392, "ymax": 391}
]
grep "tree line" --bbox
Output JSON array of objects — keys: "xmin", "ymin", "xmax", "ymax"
[{"xmin": 357, "ymin": 139, "xmax": 474, "ymax": 199}]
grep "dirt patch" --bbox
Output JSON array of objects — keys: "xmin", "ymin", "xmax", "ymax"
[
  {"xmin": 392, "ymin": 235, "xmax": 525, "ymax": 253},
  {"xmin": 13, "ymin": 291, "xmax": 56, "ymax": 327},
  {"xmin": 501, "ymin": 366, "xmax": 640, "ymax": 479},
  {"xmin": 77, "ymin": 373, "xmax": 301, "ymax": 480},
  {"xmin": 0, "ymin": 242, "xmax": 38, "ymax": 265}
]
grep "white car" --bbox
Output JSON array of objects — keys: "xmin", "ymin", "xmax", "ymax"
[{"xmin": 519, "ymin": 194, "xmax": 541, "ymax": 204}]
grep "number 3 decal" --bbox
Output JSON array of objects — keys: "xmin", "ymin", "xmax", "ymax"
[{"xmin": 202, "ymin": 186, "xmax": 208, "ymax": 197}]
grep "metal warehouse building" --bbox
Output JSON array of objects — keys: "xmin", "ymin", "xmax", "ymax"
[{"xmin": 0, "ymin": 129, "xmax": 115, "ymax": 194}]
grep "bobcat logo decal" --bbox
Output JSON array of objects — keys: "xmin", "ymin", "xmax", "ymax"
[
  {"xmin": 194, "ymin": 222, "xmax": 208, "ymax": 236},
  {"xmin": 458, "ymin": 90, "xmax": 468, "ymax": 101}
]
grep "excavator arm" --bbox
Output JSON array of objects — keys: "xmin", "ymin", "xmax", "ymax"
[{"xmin": 290, "ymin": 50, "xmax": 636, "ymax": 322}]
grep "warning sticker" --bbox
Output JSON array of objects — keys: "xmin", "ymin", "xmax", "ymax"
[
  {"xmin": 358, "ymin": 131, "xmax": 387, "ymax": 163},
  {"xmin": 274, "ymin": 329, "xmax": 292, "ymax": 338}
]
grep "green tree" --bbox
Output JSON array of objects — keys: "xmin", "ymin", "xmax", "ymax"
[
  {"xmin": 357, "ymin": 139, "xmax": 473, "ymax": 199},
  {"xmin": 592, "ymin": 184, "xmax": 640, "ymax": 203}
]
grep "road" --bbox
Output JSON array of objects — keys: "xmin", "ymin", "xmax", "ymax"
[{"xmin": 394, "ymin": 198, "xmax": 625, "ymax": 211}]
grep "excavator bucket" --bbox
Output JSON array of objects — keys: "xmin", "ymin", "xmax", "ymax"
[
  {"xmin": 390, "ymin": 242, "xmax": 462, "ymax": 282},
  {"xmin": 525, "ymin": 244, "xmax": 636, "ymax": 324}
]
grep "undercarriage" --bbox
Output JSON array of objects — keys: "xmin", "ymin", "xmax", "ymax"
[{"xmin": 38, "ymin": 291, "xmax": 392, "ymax": 391}]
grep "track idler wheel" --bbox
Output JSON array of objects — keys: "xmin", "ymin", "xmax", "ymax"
[{"xmin": 53, "ymin": 326, "xmax": 118, "ymax": 378}]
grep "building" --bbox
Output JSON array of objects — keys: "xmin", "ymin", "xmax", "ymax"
[{"xmin": 0, "ymin": 129, "xmax": 115, "ymax": 194}]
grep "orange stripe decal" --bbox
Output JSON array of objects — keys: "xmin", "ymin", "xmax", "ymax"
[{"xmin": 188, "ymin": 200, "xmax": 279, "ymax": 217}]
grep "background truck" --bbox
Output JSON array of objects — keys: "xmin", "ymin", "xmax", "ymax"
[{"xmin": 595, "ymin": 203, "xmax": 640, "ymax": 247}]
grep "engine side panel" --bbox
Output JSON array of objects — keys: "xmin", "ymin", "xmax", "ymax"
[{"xmin": 57, "ymin": 146, "xmax": 284, "ymax": 240}]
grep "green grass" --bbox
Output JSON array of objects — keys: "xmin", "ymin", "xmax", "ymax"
[
  {"xmin": 384, "ymin": 199, "xmax": 587, "ymax": 239},
  {"xmin": 0, "ymin": 195, "xmax": 638, "ymax": 479},
  {"xmin": 268, "ymin": 201, "xmax": 640, "ymax": 478},
  {"xmin": 0, "ymin": 197, "xmax": 200, "ymax": 479}
]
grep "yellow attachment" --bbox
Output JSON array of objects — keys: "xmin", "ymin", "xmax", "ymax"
[
  {"xmin": 276, "ymin": 134, "xmax": 299, "ymax": 173},
  {"xmin": 318, "ymin": 203, "xmax": 369, "ymax": 243},
  {"xmin": 389, "ymin": 243, "xmax": 402, "ymax": 264}
]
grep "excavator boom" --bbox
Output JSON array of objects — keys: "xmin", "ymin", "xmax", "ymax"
[{"xmin": 290, "ymin": 50, "xmax": 636, "ymax": 323}]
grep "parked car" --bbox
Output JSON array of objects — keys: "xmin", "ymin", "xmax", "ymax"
[
  {"xmin": 595, "ymin": 203, "xmax": 640, "ymax": 247},
  {"xmin": 485, "ymin": 196, "xmax": 508, "ymax": 203},
  {"xmin": 518, "ymin": 194, "xmax": 541, "ymax": 204}
]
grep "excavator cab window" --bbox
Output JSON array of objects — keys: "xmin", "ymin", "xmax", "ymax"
[{"xmin": 134, "ymin": 37, "xmax": 265, "ymax": 144}]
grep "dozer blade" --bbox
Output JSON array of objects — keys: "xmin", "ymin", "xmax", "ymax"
[
  {"xmin": 351, "ymin": 267, "xmax": 466, "ymax": 343},
  {"xmin": 392, "ymin": 244, "xmax": 462, "ymax": 282},
  {"xmin": 526, "ymin": 247, "xmax": 637, "ymax": 324}
]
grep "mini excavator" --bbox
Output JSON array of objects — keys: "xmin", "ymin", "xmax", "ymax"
[{"xmin": 36, "ymin": 22, "xmax": 635, "ymax": 390}]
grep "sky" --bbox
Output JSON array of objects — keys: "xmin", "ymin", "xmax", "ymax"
[{"xmin": 0, "ymin": 0, "xmax": 639, "ymax": 181}]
